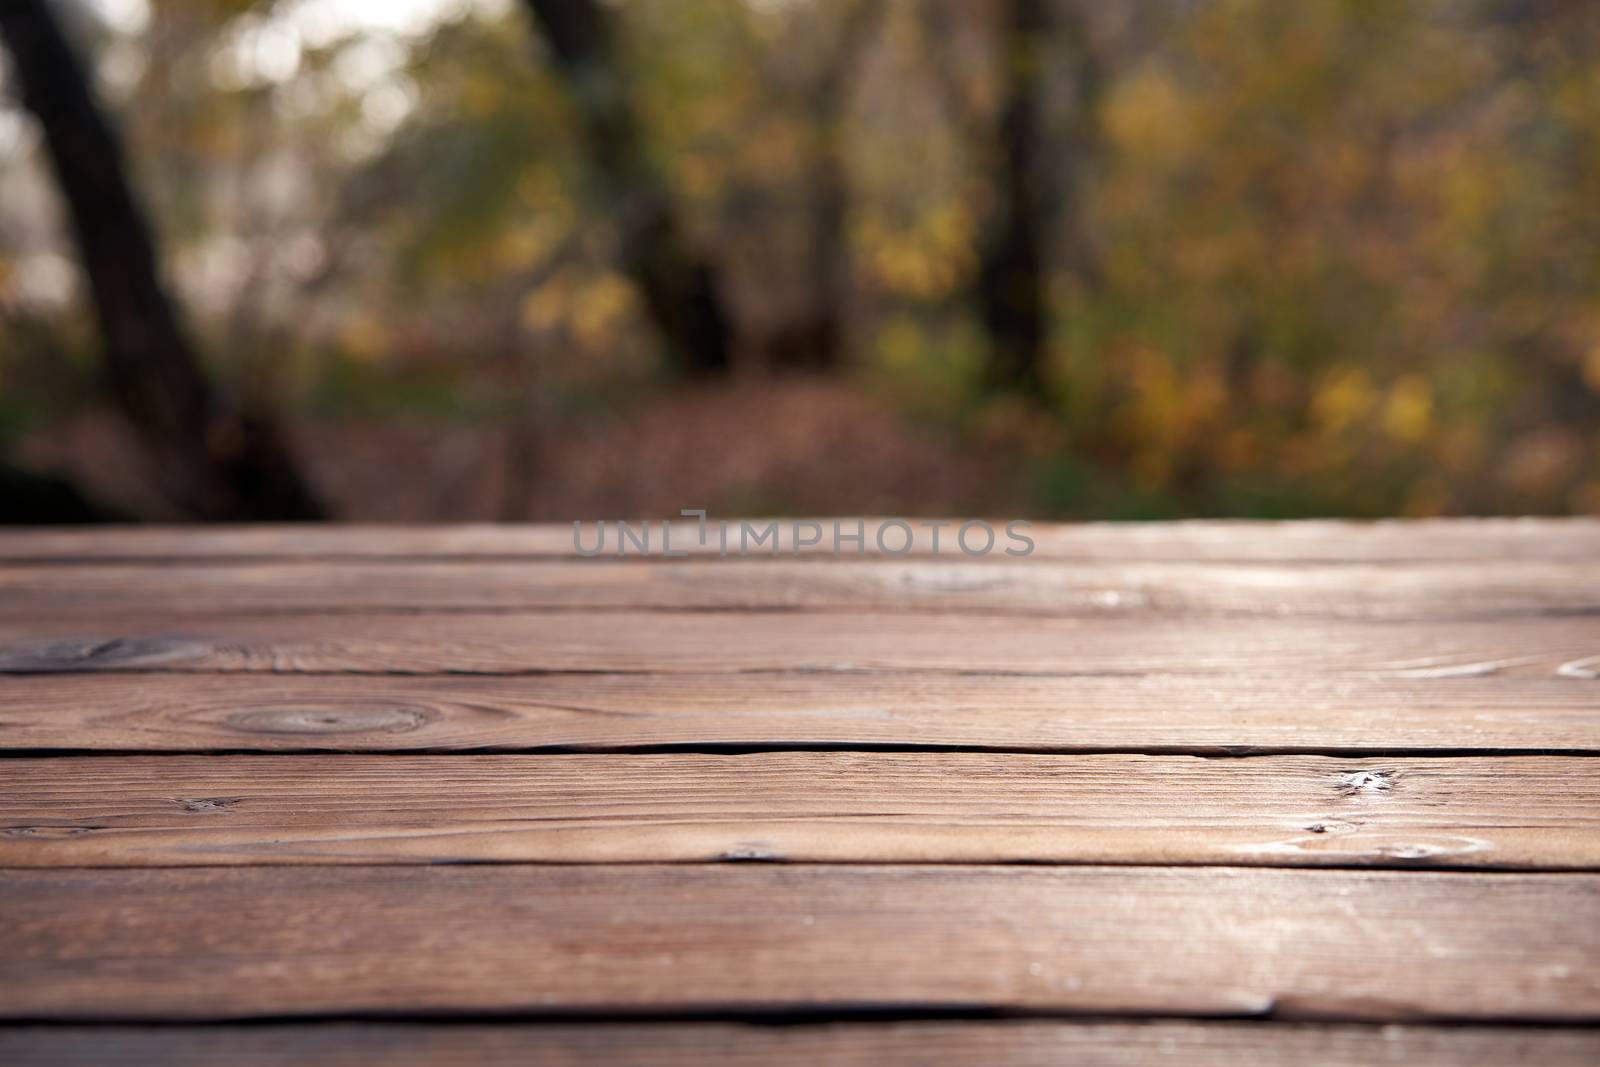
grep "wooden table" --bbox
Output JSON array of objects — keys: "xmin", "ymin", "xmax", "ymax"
[{"xmin": 2, "ymin": 520, "xmax": 1598, "ymax": 1064}]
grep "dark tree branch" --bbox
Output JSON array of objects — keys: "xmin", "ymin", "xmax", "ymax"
[
  {"xmin": 0, "ymin": 0, "xmax": 322, "ymax": 519},
  {"xmin": 769, "ymin": 0, "xmax": 885, "ymax": 372},
  {"xmin": 1055, "ymin": 1, "xmax": 1104, "ymax": 290},
  {"xmin": 978, "ymin": 0, "xmax": 1052, "ymax": 396},
  {"xmin": 522, "ymin": 0, "xmax": 735, "ymax": 378}
]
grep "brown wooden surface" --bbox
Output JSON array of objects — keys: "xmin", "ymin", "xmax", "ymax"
[
  {"xmin": 4, "ymin": 865, "xmax": 1599, "ymax": 1022},
  {"xmin": 2, "ymin": 521, "xmax": 1597, "ymax": 1061},
  {"xmin": 3, "ymin": 670, "xmax": 1594, "ymax": 753},
  {"xmin": 5, "ymin": 610, "xmax": 1598, "ymax": 677},
  {"xmin": 2, "ymin": 517, "xmax": 1597, "ymax": 561},
  {"xmin": 3, "ymin": 1021, "xmax": 1596, "ymax": 1067},
  {"xmin": 7, "ymin": 558, "xmax": 1600, "ymax": 620},
  {"xmin": 1, "ymin": 753, "xmax": 1595, "ymax": 869}
]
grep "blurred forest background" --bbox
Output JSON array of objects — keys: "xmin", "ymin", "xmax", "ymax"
[{"xmin": 2, "ymin": 0, "xmax": 1599, "ymax": 522}]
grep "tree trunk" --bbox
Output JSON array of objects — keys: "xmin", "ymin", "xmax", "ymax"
[
  {"xmin": 978, "ymin": 0, "xmax": 1051, "ymax": 397},
  {"xmin": 0, "ymin": 0, "xmax": 323, "ymax": 520},
  {"xmin": 0, "ymin": 460, "xmax": 120, "ymax": 524},
  {"xmin": 772, "ymin": 0, "xmax": 883, "ymax": 374},
  {"xmin": 523, "ymin": 0, "xmax": 734, "ymax": 378}
]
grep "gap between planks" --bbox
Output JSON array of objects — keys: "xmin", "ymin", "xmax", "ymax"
[
  {"xmin": 1, "ymin": 753, "xmax": 1597, "ymax": 869},
  {"xmin": 1, "ymin": 1020, "xmax": 1597, "ymax": 1067}
]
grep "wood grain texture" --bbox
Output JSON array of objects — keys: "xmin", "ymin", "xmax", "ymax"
[
  {"xmin": 3, "ymin": 865, "xmax": 1597, "ymax": 1022},
  {"xmin": 3, "ymin": 1021, "xmax": 1597, "ymax": 1067},
  {"xmin": 2, "ymin": 518, "xmax": 1597, "ymax": 562},
  {"xmin": 1, "ymin": 753, "xmax": 1595, "ymax": 869},
  {"xmin": 3, "ymin": 521, "xmax": 1597, "ymax": 1047},
  {"xmin": 4, "ymin": 610, "xmax": 1600, "ymax": 678},
  {"xmin": 6, "ymin": 558, "xmax": 1599, "ymax": 620},
  {"xmin": 3, "ymin": 670, "xmax": 1595, "ymax": 753}
]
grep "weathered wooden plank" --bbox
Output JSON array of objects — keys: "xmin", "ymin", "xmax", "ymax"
[
  {"xmin": 1, "ymin": 754, "xmax": 1594, "ymax": 869},
  {"xmin": 5, "ymin": 558, "xmax": 1598, "ymax": 620},
  {"xmin": 3, "ymin": 611, "xmax": 1598, "ymax": 677},
  {"xmin": 3, "ymin": 1021, "xmax": 1597, "ymax": 1067},
  {"xmin": 1, "ymin": 670, "xmax": 1594, "ymax": 753},
  {"xmin": 3, "ymin": 865, "xmax": 1596, "ymax": 1021},
  {"xmin": 1, "ymin": 518, "xmax": 1596, "ymax": 563}
]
